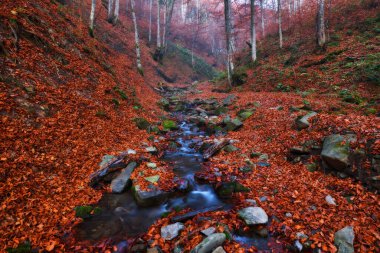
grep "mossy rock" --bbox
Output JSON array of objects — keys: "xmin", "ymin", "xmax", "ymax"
[
  {"xmin": 157, "ymin": 98, "xmax": 170, "ymax": 111},
  {"xmin": 74, "ymin": 205, "xmax": 102, "ymax": 219},
  {"xmin": 133, "ymin": 117, "xmax": 151, "ymax": 130},
  {"xmin": 238, "ymin": 110, "xmax": 254, "ymax": 121},
  {"xmin": 216, "ymin": 181, "xmax": 250, "ymax": 198},
  {"xmin": 6, "ymin": 241, "xmax": 33, "ymax": 253},
  {"xmin": 162, "ymin": 120, "xmax": 178, "ymax": 130}
]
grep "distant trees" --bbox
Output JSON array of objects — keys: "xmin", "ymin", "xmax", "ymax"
[
  {"xmin": 148, "ymin": 0, "xmax": 153, "ymax": 44},
  {"xmin": 107, "ymin": 0, "xmax": 119, "ymax": 24},
  {"xmin": 130, "ymin": 0, "xmax": 143, "ymax": 75},
  {"xmin": 316, "ymin": 0, "xmax": 326, "ymax": 49},
  {"xmin": 156, "ymin": 0, "xmax": 161, "ymax": 48},
  {"xmin": 89, "ymin": 0, "xmax": 96, "ymax": 36},
  {"xmin": 224, "ymin": 0, "xmax": 234, "ymax": 85},
  {"xmin": 278, "ymin": 0, "xmax": 283, "ymax": 48},
  {"xmin": 250, "ymin": 0, "xmax": 257, "ymax": 62}
]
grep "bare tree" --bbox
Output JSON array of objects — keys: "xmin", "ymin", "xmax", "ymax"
[
  {"xmin": 316, "ymin": 0, "xmax": 326, "ymax": 48},
  {"xmin": 260, "ymin": 0, "xmax": 265, "ymax": 37},
  {"xmin": 148, "ymin": 0, "xmax": 153, "ymax": 44},
  {"xmin": 278, "ymin": 0, "xmax": 283, "ymax": 48},
  {"xmin": 130, "ymin": 0, "xmax": 143, "ymax": 74},
  {"xmin": 163, "ymin": 0, "xmax": 175, "ymax": 49},
  {"xmin": 251, "ymin": 0, "xmax": 257, "ymax": 62},
  {"xmin": 89, "ymin": 0, "xmax": 96, "ymax": 36},
  {"xmin": 224, "ymin": 0, "xmax": 234, "ymax": 86},
  {"xmin": 156, "ymin": 0, "xmax": 161, "ymax": 48},
  {"xmin": 113, "ymin": 0, "xmax": 120, "ymax": 23},
  {"xmin": 108, "ymin": 0, "xmax": 114, "ymax": 22}
]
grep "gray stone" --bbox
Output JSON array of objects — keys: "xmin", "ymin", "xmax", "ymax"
[
  {"xmin": 147, "ymin": 162, "xmax": 157, "ymax": 168},
  {"xmin": 145, "ymin": 175, "xmax": 160, "ymax": 183},
  {"xmin": 110, "ymin": 162, "xmax": 137, "ymax": 193},
  {"xmin": 295, "ymin": 112, "xmax": 317, "ymax": 130},
  {"xmin": 334, "ymin": 226, "xmax": 354, "ymax": 253},
  {"xmin": 161, "ymin": 222, "xmax": 185, "ymax": 240},
  {"xmin": 212, "ymin": 246, "xmax": 226, "ymax": 253},
  {"xmin": 223, "ymin": 144, "xmax": 238, "ymax": 153},
  {"xmin": 134, "ymin": 186, "xmax": 168, "ymax": 207},
  {"xmin": 325, "ymin": 195, "xmax": 337, "ymax": 206},
  {"xmin": 201, "ymin": 227, "xmax": 216, "ymax": 236},
  {"xmin": 146, "ymin": 146, "xmax": 158, "ymax": 154},
  {"xmin": 191, "ymin": 233, "xmax": 226, "ymax": 253},
  {"xmin": 321, "ymin": 134, "xmax": 353, "ymax": 170},
  {"xmin": 224, "ymin": 117, "xmax": 243, "ymax": 131},
  {"xmin": 223, "ymin": 95, "xmax": 236, "ymax": 106},
  {"xmin": 238, "ymin": 207, "xmax": 268, "ymax": 225}
]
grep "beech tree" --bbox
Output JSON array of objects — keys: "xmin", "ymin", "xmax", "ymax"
[
  {"xmin": 224, "ymin": 0, "xmax": 234, "ymax": 85},
  {"xmin": 89, "ymin": 0, "xmax": 96, "ymax": 36},
  {"xmin": 157, "ymin": 0, "xmax": 161, "ymax": 48},
  {"xmin": 278, "ymin": 0, "xmax": 283, "ymax": 48},
  {"xmin": 251, "ymin": 0, "xmax": 257, "ymax": 62},
  {"xmin": 108, "ymin": 0, "xmax": 114, "ymax": 22},
  {"xmin": 163, "ymin": 0, "xmax": 175, "ymax": 49},
  {"xmin": 130, "ymin": 0, "xmax": 143, "ymax": 74},
  {"xmin": 260, "ymin": 0, "xmax": 265, "ymax": 36},
  {"xmin": 316, "ymin": 0, "xmax": 326, "ymax": 48},
  {"xmin": 114, "ymin": 0, "xmax": 120, "ymax": 23},
  {"xmin": 148, "ymin": 0, "xmax": 153, "ymax": 44}
]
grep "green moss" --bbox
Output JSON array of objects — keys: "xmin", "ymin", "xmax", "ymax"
[
  {"xmin": 74, "ymin": 205, "xmax": 100, "ymax": 219},
  {"xmin": 6, "ymin": 241, "xmax": 32, "ymax": 253},
  {"xmin": 133, "ymin": 117, "xmax": 150, "ymax": 130},
  {"xmin": 162, "ymin": 119, "xmax": 178, "ymax": 130}
]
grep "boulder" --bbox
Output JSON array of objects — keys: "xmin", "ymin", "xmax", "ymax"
[
  {"xmin": 238, "ymin": 207, "xmax": 268, "ymax": 225},
  {"xmin": 223, "ymin": 144, "xmax": 239, "ymax": 153},
  {"xmin": 110, "ymin": 162, "xmax": 137, "ymax": 193},
  {"xmin": 191, "ymin": 233, "xmax": 226, "ymax": 253},
  {"xmin": 223, "ymin": 95, "xmax": 236, "ymax": 106},
  {"xmin": 238, "ymin": 110, "xmax": 254, "ymax": 121},
  {"xmin": 295, "ymin": 112, "xmax": 317, "ymax": 130},
  {"xmin": 212, "ymin": 246, "xmax": 226, "ymax": 253},
  {"xmin": 334, "ymin": 226, "xmax": 354, "ymax": 253},
  {"xmin": 216, "ymin": 181, "xmax": 250, "ymax": 198},
  {"xmin": 321, "ymin": 134, "xmax": 354, "ymax": 170},
  {"xmin": 162, "ymin": 120, "xmax": 179, "ymax": 130},
  {"xmin": 134, "ymin": 118, "xmax": 151, "ymax": 130},
  {"xmin": 134, "ymin": 186, "xmax": 169, "ymax": 207},
  {"xmin": 224, "ymin": 117, "xmax": 243, "ymax": 131},
  {"xmin": 201, "ymin": 227, "xmax": 216, "ymax": 236},
  {"xmin": 161, "ymin": 222, "xmax": 185, "ymax": 240}
]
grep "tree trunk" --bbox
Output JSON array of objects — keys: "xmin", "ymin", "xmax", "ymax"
[
  {"xmin": 113, "ymin": 0, "xmax": 120, "ymax": 24},
  {"xmin": 163, "ymin": 0, "xmax": 175, "ymax": 49},
  {"xmin": 162, "ymin": 1, "xmax": 167, "ymax": 47},
  {"xmin": 108, "ymin": 0, "xmax": 114, "ymax": 22},
  {"xmin": 156, "ymin": 0, "xmax": 161, "ymax": 48},
  {"xmin": 181, "ymin": 0, "xmax": 187, "ymax": 23},
  {"xmin": 130, "ymin": 0, "xmax": 143, "ymax": 75},
  {"xmin": 224, "ymin": 0, "xmax": 234, "ymax": 86},
  {"xmin": 278, "ymin": 0, "xmax": 283, "ymax": 48},
  {"xmin": 316, "ymin": 0, "xmax": 326, "ymax": 48},
  {"xmin": 260, "ymin": 0, "xmax": 265, "ymax": 37},
  {"xmin": 251, "ymin": 0, "xmax": 257, "ymax": 62},
  {"xmin": 89, "ymin": 0, "xmax": 96, "ymax": 35},
  {"xmin": 148, "ymin": 0, "xmax": 152, "ymax": 44}
]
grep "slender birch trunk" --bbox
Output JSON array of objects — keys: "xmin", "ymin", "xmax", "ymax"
[
  {"xmin": 163, "ymin": 0, "xmax": 175, "ymax": 49},
  {"xmin": 316, "ymin": 0, "xmax": 326, "ymax": 48},
  {"xmin": 162, "ymin": 1, "xmax": 167, "ymax": 47},
  {"xmin": 108, "ymin": 0, "xmax": 114, "ymax": 22},
  {"xmin": 130, "ymin": 0, "xmax": 143, "ymax": 74},
  {"xmin": 89, "ymin": 0, "xmax": 96, "ymax": 35},
  {"xmin": 251, "ymin": 0, "xmax": 257, "ymax": 62},
  {"xmin": 224, "ymin": 0, "xmax": 234, "ymax": 86},
  {"xmin": 113, "ymin": 0, "xmax": 120, "ymax": 23},
  {"xmin": 156, "ymin": 0, "xmax": 161, "ymax": 48},
  {"xmin": 278, "ymin": 0, "xmax": 283, "ymax": 48},
  {"xmin": 260, "ymin": 0, "xmax": 265, "ymax": 37},
  {"xmin": 148, "ymin": 0, "xmax": 153, "ymax": 44}
]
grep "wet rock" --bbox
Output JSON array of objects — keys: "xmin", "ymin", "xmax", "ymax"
[
  {"xmin": 110, "ymin": 162, "xmax": 137, "ymax": 193},
  {"xmin": 113, "ymin": 241, "xmax": 129, "ymax": 253},
  {"xmin": 147, "ymin": 247, "xmax": 162, "ymax": 253},
  {"xmin": 259, "ymin": 196, "xmax": 268, "ymax": 202},
  {"xmin": 134, "ymin": 117, "xmax": 151, "ymax": 130},
  {"xmin": 134, "ymin": 186, "xmax": 169, "ymax": 207},
  {"xmin": 294, "ymin": 240, "xmax": 303, "ymax": 252},
  {"xmin": 290, "ymin": 146, "xmax": 311, "ymax": 155},
  {"xmin": 161, "ymin": 222, "xmax": 185, "ymax": 240},
  {"xmin": 212, "ymin": 246, "xmax": 226, "ymax": 253},
  {"xmin": 174, "ymin": 178, "xmax": 191, "ymax": 192},
  {"xmin": 131, "ymin": 243, "xmax": 147, "ymax": 253},
  {"xmin": 146, "ymin": 146, "xmax": 158, "ymax": 154},
  {"xmin": 239, "ymin": 166, "xmax": 252, "ymax": 173},
  {"xmin": 238, "ymin": 207, "xmax": 268, "ymax": 225},
  {"xmin": 255, "ymin": 227, "xmax": 268, "ymax": 238},
  {"xmin": 191, "ymin": 233, "xmax": 226, "ymax": 253},
  {"xmin": 334, "ymin": 226, "xmax": 354, "ymax": 253},
  {"xmin": 158, "ymin": 98, "xmax": 170, "ymax": 111},
  {"xmin": 223, "ymin": 95, "xmax": 236, "ymax": 106},
  {"xmin": 325, "ymin": 195, "xmax": 337, "ymax": 206},
  {"xmin": 295, "ymin": 111, "xmax": 317, "ymax": 130},
  {"xmin": 127, "ymin": 149, "xmax": 137, "ymax": 155},
  {"xmin": 250, "ymin": 151, "xmax": 262, "ymax": 158},
  {"xmin": 246, "ymin": 199, "xmax": 257, "ymax": 206},
  {"xmin": 162, "ymin": 120, "xmax": 179, "ymax": 130},
  {"xmin": 145, "ymin": 175, "xmax": 160, "ymax": 183},
  {"xmin": 224, "ymin": 117, "xmax": 243, "ymax": 131},
  {"xmin": 285, "ymin": 212, "xmax": 292, "ymax": 217},
  {"xmin": 237, "ymin": 110, "xmax": 254, "ymax": 121},
  {"xmin": 223, "ymin": 144, "xmax": 238, "ymax": 153},
  {"xmin": 216, "ymin": 181, "xmax": 250, "ymax": 198},
  {"xmin": 201, "ymin": 227, "xmax": 216, "ymax": 236},
  {"xmin": 147, "ymin": 162, "xmax": 157, "ymax": 169},
  {"xmin": 321, "ymin": 134, "xmax": 353, "ymax": 170}
]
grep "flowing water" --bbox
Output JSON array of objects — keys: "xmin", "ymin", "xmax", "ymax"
[{"xmin": 75, "ymin": 121, "xmax": 225, "ymax": 241}]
